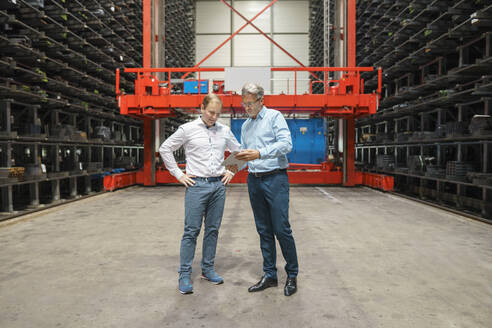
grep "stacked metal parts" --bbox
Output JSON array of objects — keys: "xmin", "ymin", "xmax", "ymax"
[
  {"xmin": 0, "ymin": 0, "xmax": 146, "ymax": 219},
  {"xmin": 164, "ymin": 0, "xmax": 195, "ymax": 79},
  {"xmin": 158, "ymin": 0, "xmax": 195, "ymax": 163},
  {"xmin": 309, "ymin": 0, "xmax": 335, "ymax": 94},
  {"xmin": 354, "ymin": 0, "xmax": 492, "ymax": 220}
]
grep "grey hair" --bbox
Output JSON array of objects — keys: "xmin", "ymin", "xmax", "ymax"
[{"xmin": 241, "ymin": 83, "xmax": 264, "ymax": 100}]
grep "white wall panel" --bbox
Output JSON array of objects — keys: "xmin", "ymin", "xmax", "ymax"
[
  {"xmin": 272, "ymin": 71, "xmax": 309, "ymax": 94},
  {"xmin": 273, "ymin": 1, "xmax": 309, "ymax": 33},
  {"xmin": 232, "ymin": 1, "xmax": 271, "ymax": 34},
  {"xmin": 196, "ymin": 0, "xmax": 310, "ymax": 96},
  {"xmin": 196, "ymin": 35, "xmax": 231, "ymax": 66},
  {"xmin": 196, "ymin": 2, "xmax": 231, "ymax": 34},
  {"xmin": 272, "ymin": 34, "xmax": 309, "ymax": 66},
  {"xmin": 225, "ymin": 67, "xmax": 271, "ymax": 93},
  {"xmin": 233, "ymin": 35, "xmax": 271, "ymax": 66}
]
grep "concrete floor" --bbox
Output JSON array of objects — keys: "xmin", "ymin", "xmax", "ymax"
[{"xmin": 0, "ymin": 185, "xmax": 491, "ymax": 328}]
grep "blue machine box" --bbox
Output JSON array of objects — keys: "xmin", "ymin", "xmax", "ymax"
[
  {"xmin": 230, "ymin": 118, "xmax": 326, "ymax": 164},
  {"xmin": 183, "ymin": 80, "xmax": 208, "ymax": 94}
]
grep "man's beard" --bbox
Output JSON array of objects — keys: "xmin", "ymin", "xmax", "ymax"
[{"xmin": 246, "ymin": 109, "xmax": 256, "ymax": 118}]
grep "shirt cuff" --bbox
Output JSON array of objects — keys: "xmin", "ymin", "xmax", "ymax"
[
  {"xmin": 258, "ymin": 148, "xmax": 267, "ymax": 159},
  {"xmin": 172, "ymin": 169, "xmax": 184, "ymax": 180}
]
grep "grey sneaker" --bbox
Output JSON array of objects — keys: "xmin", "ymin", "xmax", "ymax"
[
  {"xmin": 201, "ymin": 271, "xmax": 224, "ymax": 284},
  {"xmin": 178, "ymin": 276, "xmax": 193, "ymax": 294}
]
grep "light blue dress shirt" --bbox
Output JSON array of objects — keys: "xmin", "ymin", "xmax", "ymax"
[{"xmin": 240, "ymin": 106, "xmax": 292, "ymax": 173}]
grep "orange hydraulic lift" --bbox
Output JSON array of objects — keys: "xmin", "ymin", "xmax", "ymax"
[{"xmin": 105, "ymin": 0, "xmax": 394, "ymax": 192}]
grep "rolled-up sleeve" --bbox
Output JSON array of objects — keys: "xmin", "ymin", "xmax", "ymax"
[
  {"xmin": 225, "ymin": 127, "xmax": 241, "ymax": 153},
  {"xmin": 257, "ymin": 112, "xmax": 292, "ymax": 159},
  {"xmin": 240, "ymin": 122, "xmax": 247, "ymax": 150},
  {"xmin": 159, "ymin": 127, "xmax": 186, "ymax": 180}
]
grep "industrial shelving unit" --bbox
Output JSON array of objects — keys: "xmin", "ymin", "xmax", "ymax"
[
  {"xmin": 310, "ymin": 0, "xmax": 334, "ymax": 93},
  {"xmin": 161, "ymin": 0, "xmax": 195, "ymax": 163},
  {"xmin": 164, "ymin": 0, "xmax": 195, "ymax": 73},
  {"xmin": 354, "ymin": 0, "xmax": 492, "ymax": 220},
  {"xmin": 310, "ymin": 0, "xmax": 337, "ymax": 158},
  {"xmin": 0, "ymin": 0, "xmax": 147, "ymax": 220}
]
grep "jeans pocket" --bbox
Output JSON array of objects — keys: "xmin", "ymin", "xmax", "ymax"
[{"xmin": 187, "ymin": 179, "xmax": 200, "ymax": 189}]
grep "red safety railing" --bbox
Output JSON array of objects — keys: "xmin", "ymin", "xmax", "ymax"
[{"xmin": 116, "ymin": 66, "xmax": 382, "ymax": 119}]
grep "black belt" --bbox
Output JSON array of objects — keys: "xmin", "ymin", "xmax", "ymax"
[
  {"xmin": 193, "ymin": 176, "xmax": 223, "ymax": 182},
  {"xmin": 249, "ymin": 168, "xmax": 287, "ymax": 178}
]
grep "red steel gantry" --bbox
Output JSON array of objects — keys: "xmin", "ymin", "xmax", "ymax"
[{"xmin": 105, "ymin": 0, "xmax": 394, "ymax": 192}]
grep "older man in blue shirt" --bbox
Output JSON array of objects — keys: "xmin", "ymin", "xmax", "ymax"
[{"xmin": 235, "ymin": 83, "xmax": 299, "ymax": 296}]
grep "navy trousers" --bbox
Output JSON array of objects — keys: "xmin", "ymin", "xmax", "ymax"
[{"xmin": 247, "ymin": 171, "xmax": 298, "ymax": 278}]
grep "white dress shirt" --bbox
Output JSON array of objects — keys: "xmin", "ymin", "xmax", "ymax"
[{"xmin": 159, "ymin": 117, "xmax": 241, "ymax": 180}]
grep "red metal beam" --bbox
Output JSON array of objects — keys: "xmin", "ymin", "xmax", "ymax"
[
  {"xmin": 342, "ymin": 0, "xmax": 357, "ymax": 187},
  {"xmin": 116, "ymin": 68, "xmax": 120, "ymax": 95},
  {"xmin": 362, "ymin": 173, "xmax": 394, "ymax": 191},
  {"xmin": 120, "ymin": 96, "xmax": 377, "ymax": 119},
  {"xmin": 125, "ymin": 67, "xmax": 374, "ymax": 73},
  {"xmin": 348, "ymin": 0, "xmax": 356, "ymax": 68},
  {"xmin": 343, "ymin": 117, "xmax": 356, "ymax": 186},
  {"xmin": 143, "ymin": 0, "xmax": 151, "ymax": 69},
  {"xmin": 107, "ymin": 170, "xmax": 393, "ymax": 191},
  {"xmin": 116, "ymin": 65, "xmax": 380, "ymax": 119},
  {"xmin": 143, "ymin": 118, "xmax": 155, "ymax": 186},
  {"xmin": 377, "ymin": 67, "xmax": 382, "ymax": 98},
  {"xmin": 104, "ymin": 172, "xmax": 137, "ymax": 192},
  {"xmin": 120, "ymin": 93, "xmax": 376, "ymax": 110}
]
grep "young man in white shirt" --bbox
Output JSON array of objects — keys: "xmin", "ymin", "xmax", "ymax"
[{"xmin": 159, "ymin": 94, "xmax": 241, "ymax": 294}]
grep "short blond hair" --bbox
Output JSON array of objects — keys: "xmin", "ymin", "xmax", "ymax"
[{"xmin": 202, "ymin": 93, "xmax": 222, "ymax": 109}]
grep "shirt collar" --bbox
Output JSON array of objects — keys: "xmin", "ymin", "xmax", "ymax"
[
  {"xmin": 255, "ymin": 106, "xmax": 266, "ymax": 120},
  {"xmin": 198, "ymin": 116, "xmax": 216, "ymax": 129}
]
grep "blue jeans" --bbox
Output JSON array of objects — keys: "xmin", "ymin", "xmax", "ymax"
[
  {"xmin": 247, "ymin": 171, "xmax": 299, "ymax": 279},
  {"xmin": 179, "ymin": 178, "xmax": 226, "ymax": 277}
]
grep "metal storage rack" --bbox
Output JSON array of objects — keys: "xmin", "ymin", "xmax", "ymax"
[
  {"xmin": 164, "ymin": 0, "xmax": 195, "ymax": 72},
  {"xmin": 310, "ymin": 0, "xmax": 337, "ymax": 158},
  {"xmin": 354, "ymin": 0, "xmax": 492, "ymax": 220},
  {"xmin": 161, "ymin": 0, "xmax": 195, "ymax": 162},
  {"xmin": 310, "ymin": 0, "xmax": 335, "ymax": 93},
  {"xmin": 0, "ymin": 0, "xmax": 148, "ymax": 220}
]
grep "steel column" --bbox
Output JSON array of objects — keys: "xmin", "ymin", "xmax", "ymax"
[
  {"xmin": 143, "ymin": 118, "xmax": 155, "ymax": 186},
  {"xmin": 347, "ymin": 0, "xmax": 356, "ymax": 67},
  {"xmin": 343, "ymin": 117, "xmax": 356, "ymax": 186},
  {"xmin": 143, "ymin": 0, "xmax": 151, "ymax": 69},
  {"xmin": 2, "ymin": 186, "xmax": 13, "ymax": 212},
  {"xmin": 342, "ymin": 0, "xmax": 357, "ymax": 186},
  {"xmin": 143, "ymin": 0, "xmax": 155, "ymax": 185}
]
